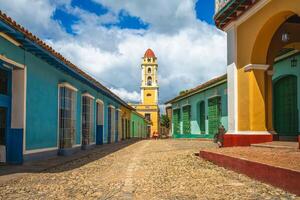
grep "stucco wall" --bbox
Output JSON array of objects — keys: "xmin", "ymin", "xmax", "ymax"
[
  {"xmin": 171, "ymin": 81, "xmax": 228, "ymax": 136},
  {"xmin": 0, "ymin": 37, "xmax": 121, "ymax": 152}
]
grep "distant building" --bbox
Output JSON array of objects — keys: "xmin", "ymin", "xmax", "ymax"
[
  {"xmin": 165, "ymin": 75, "xmax": 227, "ymax": 139},
  {"xmin": 130, "ymin": 49, "xmax": 160, "ymax": 138}
]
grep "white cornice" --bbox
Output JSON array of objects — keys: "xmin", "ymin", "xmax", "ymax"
[
  {"xmin": 244, "ymin": 64, "xmax": 270, "ymax": 72},
  {"xmin": 0, "ymin": 54, "xmax": 25, "ymax": 69},
  {"xmin": 82, "ymin": 92, "xmax": 95, "ymax": 99},
  {"xmin": 58, "ymin": 82, "xmax": 78, "ymax": 92}
]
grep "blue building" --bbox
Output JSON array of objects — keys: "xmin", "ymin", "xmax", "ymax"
[{"xmin": 0, "ymin": 12, "xmax": 134, "ymax": 164}]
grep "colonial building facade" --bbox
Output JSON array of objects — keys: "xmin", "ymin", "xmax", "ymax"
[
  {"xmin": 130, "ymin": 49, "xmax": 160, "ymax": 137},
  {"xmin": 215, "ymin": 0, "xmax": 300, "ymax": 146},
  {"xmin": 0, "ymin": 12, "xmax": 149, "ymax": 164},
  {"xmin": 165, "ymin": 75, "xmax": 228, "ymax": 139}
]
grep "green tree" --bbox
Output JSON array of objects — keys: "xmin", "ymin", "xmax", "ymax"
[{"xmin": 161, "ymin": 114, "xmax": 170, "ymax": 129}]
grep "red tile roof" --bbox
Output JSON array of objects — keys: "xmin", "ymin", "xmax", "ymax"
[
  {"xmin": 165, "ymin": 74, "xmax": 227, "ymax": 104},
  {"xmin": 0, "ymin": 10, "xmax": 134, "ymax": 110},
  {"xmin": 144, "ymin": 48, "xmax": 156, "ymax": 58}
]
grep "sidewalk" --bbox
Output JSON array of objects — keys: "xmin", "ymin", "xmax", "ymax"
[{"xmin": 0, "ymin": 139, "xmax": 139, "ymax": 185}]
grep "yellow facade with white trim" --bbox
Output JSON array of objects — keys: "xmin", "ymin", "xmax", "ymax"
[{"xmin": 221, "ymin": 0, "xmax": 300, "ymax": 135}]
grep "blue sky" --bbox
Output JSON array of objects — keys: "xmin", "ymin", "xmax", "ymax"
[
  {"xmin": 53, "ymin": 0, "xmax": 215, "ymax": 34},
  {"xmin": 1, "ymin": 0, "xmax": 226, "ymax": 105}
]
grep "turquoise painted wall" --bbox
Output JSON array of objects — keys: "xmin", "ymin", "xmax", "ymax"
[
  {"xmin": 0, "ymin": 37, "xmax": 121, "ymax": 151},
  {"xmin": 273, "ymin": 53, "xmax": 300, "ymax": 131},
  {"xmin": 130, "ymin": 112, "xmax": 147, "ymax": 138},
  {"xmin": 171, "ymin": 81, "xmax": 228, "ymax": 137}
]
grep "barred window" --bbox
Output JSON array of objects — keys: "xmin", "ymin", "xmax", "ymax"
[
  {"xmin": 96, "ymin": 101, "xmax": 104, "ymax": 125},
  {"xmin": 59, "ymin": 87, "xmax": 76, "ymax": 149},
  {"xmin": 0, "ymin": 69, "xmax": 9, "ymax": 95},
  {"xmin": 82, "ymin": 95, "xmax": 94, "ymax": 145}
]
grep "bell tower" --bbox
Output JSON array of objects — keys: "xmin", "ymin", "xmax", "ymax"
[{"xmin": 141, "ymin": 48, "xmax": 159, "ymax": 105}]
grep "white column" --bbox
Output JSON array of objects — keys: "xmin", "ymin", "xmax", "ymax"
[{"xmin": 226, "ymin": 26, "xmax": 238, "ymax": 133}]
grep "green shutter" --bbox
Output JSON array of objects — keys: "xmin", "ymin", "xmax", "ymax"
[
  {"xmin": 173, "ymin": 109, "xmax": 180, "ymax": 134},
  {"xmin": 182, "ymin": 105, "xmax": 191, "ymax": 134},
  {"xmin": 199, "ymin": 101, "xmax": 206, "ymax": 134},
  {"xmin": 274, "ymin": 75, "xmax": 298, "ymax": 136},
  {"xmin": 208, "ymin": 97, "xmax": 221, "ymax": 135}
]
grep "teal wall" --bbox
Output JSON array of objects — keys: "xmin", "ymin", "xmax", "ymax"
[
  {"xmin": 273, "ymin": 53, "xmax": 300, "ymax": 131},
  {"xmin": 171, "ymin": 81, "xmax": 228, "ymax": 138},
  {"xmin": 0, "ymin": 37, "xmax": 121, "ymax": 151}
]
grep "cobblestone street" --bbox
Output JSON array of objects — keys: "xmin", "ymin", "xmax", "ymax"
[{"xmin": 0, "ymin": 140, "xmax": 298, "ymax": 200}]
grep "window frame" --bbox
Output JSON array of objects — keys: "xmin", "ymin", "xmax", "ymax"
[{"xmin": 58, "ymin": 83, "xmax": 78, "ymax": 149}]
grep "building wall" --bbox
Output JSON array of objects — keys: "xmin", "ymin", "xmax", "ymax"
[
  {"xmin": 130, "ymin": 112, "xmax": 148, "ymax": 138},
  {"xmin": 0, "ymin": 36, "xmax": 121, "ymax": 154},
  {"xmin": 171, "ymin": 81, "xmax": 228, "ymax": 138},
  {"xmin": 273, "ymin": 53, "xmax": 300, "ymax": 132},
  {"xmin": 134, "ymin": 104, "xmax": 159, "ymax": 137},
  {"xmin": 228, "ymin": 0, "xmax": 300, "ymax": 132},
  {"xmin": 121, "ymin": 106, "xmax": 131, "ymax": 139}
]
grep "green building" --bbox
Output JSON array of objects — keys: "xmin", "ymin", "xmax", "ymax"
[
  {"xmin": 165, "ymin": 74, "xmax": 228, "ymax": 139},
  {"xmin": 130, "ymin": 111, "xmax": 150, "ymax": 139}
]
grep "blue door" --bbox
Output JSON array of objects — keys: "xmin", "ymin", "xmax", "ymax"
[{"xmin": 96, "ymin": 102, "xmax": 104, "ymax": 145}]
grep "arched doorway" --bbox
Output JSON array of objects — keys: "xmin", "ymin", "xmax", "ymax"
[{"xmin": 273, "ymin": 75, "xmax": 298, "ymax": 139}]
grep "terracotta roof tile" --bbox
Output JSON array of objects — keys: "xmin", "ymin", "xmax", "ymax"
[
  {"xmin": 0, "ymin": 10, "xmax": 133, "ymax": 110},
  {"xmin": 165, "ymin": 74, "xmax": 227, "ymax": 104}
]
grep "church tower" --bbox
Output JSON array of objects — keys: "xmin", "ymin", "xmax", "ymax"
[
  {"xmin": 141, "ymin": 49, "xmax": 159, "ymax": 105},
  {"xmin": 130, "ymin": 49, "xmax": 160, "ymax": 138}
]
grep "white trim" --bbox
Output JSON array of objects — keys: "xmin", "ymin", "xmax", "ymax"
[
  {"xmin": 0, "ymin": 32, "xmax": 21, "ymax": 47},
  {"xmin": 73, "ymin": 144, "xmax": 81, "ymax": 147},
  {"xmin": 116, "ymin": 108, "xmax": 122, "ymax": 112},
  {"xmin": 274, "ymin": 49, "xmax": 299, "ymax": 62},
  {"xmin": 58, "ymin": 82, "xmax": 78, "ymax": 92},
  {"xmin": 244, "ymin": 64, "xmax": 270, "ymax": 72},
  {"xmin": 96, "ymin": 99, "xmax": 104, "ymax": 104},
  {"xmin": 23, "ymin": 67, "xmax": 27, "ymax": 153},
  {"xmin": 224, "ymin": 0, "xmax": 271, "ymax": 32},
  {"xmin": 234, "ymin": 63, "xmax": 238, "ymax": 132},
  {"xmin": 82, "ymin": 92, "xmax": 95, "ymax": 99},
  {"xmin": 24, "ymin": 147, "xmax": 58, "ymax": 155},
  {"xmin": 208, "ymin": 94, "xmax": 221, "ymax": 100},
  {"xmin": 0, "ymin": 54, "xmax": 25, "ymax": 69},
  {"xmin": 226, "ymin": 131, "xmax": 272, "ymax": 135},
  {"xmin": 108, "ymin": 105, "xmax": 115, "ymax": 109}
]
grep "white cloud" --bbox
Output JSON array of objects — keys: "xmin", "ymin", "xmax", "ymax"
[
  {"xmin": 93, "ymin": 0, "xmax": 198, "ymax": 34},
  {"xmin": 0, "ymin": 0, "xmax": 227, "ymax": 105},
  {"xmin": 109, "ymin": 88, "xmax": 141, "ymax": 103},
  {"xmin": 0, "ymin": 0, "xmax": 69, "ymax": 39}
]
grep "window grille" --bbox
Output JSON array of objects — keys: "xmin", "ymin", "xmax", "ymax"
[
  {"xmin": 82, "ymin": 96, "xmax": 94, "ymax": 145},
  {"xmin": 59, "ymin": 87, "xmax": 76, "ymax": 149}
]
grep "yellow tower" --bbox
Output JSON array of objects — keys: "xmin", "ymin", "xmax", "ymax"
[
  {"xmin": 130, "ymin": 49, "xmax": 160, "ymax": 137},
  {"xmin": 141, "ymin": 49, "xmax": 158, "ymax": 105}
]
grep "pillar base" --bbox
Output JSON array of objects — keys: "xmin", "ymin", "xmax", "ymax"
[{"xmin": 223, "ymin": 132, "xmax": 273, "ymax": 147}]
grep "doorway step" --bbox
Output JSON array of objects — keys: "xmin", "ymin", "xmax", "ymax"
[{"xmin": 251, "ymin": 141, "xmax": 298, "ymax": 150}]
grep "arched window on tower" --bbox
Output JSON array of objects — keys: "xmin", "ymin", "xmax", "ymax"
[
  {"xmin": 147, "ymin": 76, "xmax": 152, "ymax": 86},
  {"xmin": 148, "ymin": 68, "xmax": 151, "ymax": 73}
]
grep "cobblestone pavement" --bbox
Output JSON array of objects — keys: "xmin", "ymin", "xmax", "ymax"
[{"xmin": 0, "ymin": 140, "xmax": 298, "ymax": 200}]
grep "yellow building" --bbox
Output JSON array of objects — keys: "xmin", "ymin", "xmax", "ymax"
[
  {"xmin": 214, "ymin": 0, "xmax": 300, "ymax": 146},
  {"xmin": 130, "ymin": 49, "xmax": 160, "ymax": 137}
]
